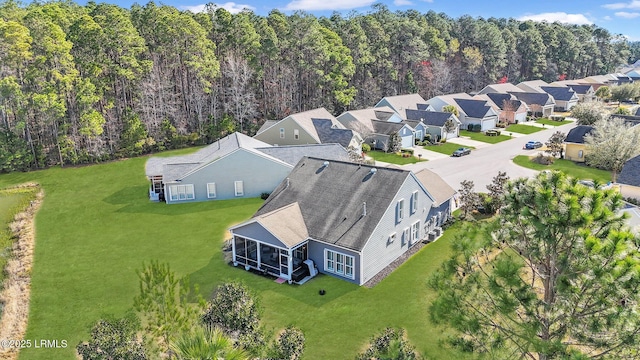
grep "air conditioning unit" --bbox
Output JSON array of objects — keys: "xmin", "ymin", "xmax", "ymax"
[
  {"xmin": 434, "ymin": 227, "xmax": 442, "ymax": 236},
  {"xmin": 428, "ymin": 232, "xmax": 437, "ymax": 241}
]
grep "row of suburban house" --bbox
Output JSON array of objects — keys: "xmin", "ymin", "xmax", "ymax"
[{"xmin": 142, "ymin": 69, "xmax": 638, "ymax": 286}]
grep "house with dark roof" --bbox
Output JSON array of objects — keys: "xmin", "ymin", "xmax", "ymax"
[
  {"xmin": 564, "ymin": 125, "xmax": 594, "ymax": 163},
  {"xmin": 566, "ymin": 84, "xmax": 596, "ymax": 102},
  {"xmin": 254, "ymin": 108, "xmax": 362, "ymax": 149},
  {"xmin": 337, "ymin": 108, "xmax": 415, "ymax": 150},
  {"xmin": 509, "ymin": 92, "xmax": 556, "ymax": 117},
  {"xmin": 618, "ymin": 154, "xmax": 640, "ymax": 200},
  {"xmin": 478, "ymin": 83, "xmax": 523, "ymax": 95},
  {"xmin": 144, "ymin": 133, "xmax": 350, "ymax": 203},
  {"xmin": 475, "ymin": 93, "xmax": 529, "ymax": 124},
  {"xmin": 229, "ymin": 157, "xmax": 456, "ymax": 285},
  {"xmin": 426, "ymin": 93, "xmax": 499, "ymax": 131},
  {"xmin": 517, "ymin": 80, "xmax": 551, "ymax": 93},
  {"xmin": 404, "ymin": 109, "xmax": 460, "ymax": 141},
  {"xmin": 540, "ymin": 86, "xmax": 579, "ymax": 111},
  {"xmin": 374, "ymin": 93, "xmax": 433, "ymax": 118}
]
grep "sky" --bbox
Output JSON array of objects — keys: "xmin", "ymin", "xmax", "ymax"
[{"xmin": 83, "ymin": 0, "xmax": 640, "ymax": 41}]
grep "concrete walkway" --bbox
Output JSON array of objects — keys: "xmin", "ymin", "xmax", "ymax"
[{"xmin": 447, "ymin": 137, "xmax": 492, "ymax": 148}]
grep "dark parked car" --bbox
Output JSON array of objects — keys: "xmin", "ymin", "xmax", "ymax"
[
  {"xmin": 452, "ymin": 147, "xmax": 471, "ymax": 157},
  {"xmin": 524, "ymin": 141, "xmax": 543, "ymax": 149}
]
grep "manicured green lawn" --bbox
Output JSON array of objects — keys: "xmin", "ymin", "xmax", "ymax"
[
  {"xmin": 506, "ymin": 124, "xmax": 544, "ymax": 134},
  {"xmin": 459, "ymin": 130, "xmax": 512, "ymax": 144},
  {"xmin": 535, "ymin": 118, "xmax": 573, "ymax": 126},
  {"xmin": 424, "ymin": 142, "xmax": 475, "ymax": 155},
  {"xmin": 0, "ymin": 153, "xmax": 468, "ymax": 360},
  {"xmin": 512, "ymin": 155, "xmax": 612, "ymax": 182},
  {"xmin": 367, "ymin": 150, "xmax": 421, "ymax": 164}
]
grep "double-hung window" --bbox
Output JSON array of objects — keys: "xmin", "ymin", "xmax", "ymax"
[
  {"xmin": 397, "ymin": 199, "xmax": 405, "ymax": 222},
  {"xmin": 410, "ymin": 191, "xmax": 418, "ymax": 214},
  {"xmin": 411, "ymin": 221, "xmax": 420, "ymax": 244},
  {"xmin": 207, "ymin": 183, "xmax": 217, "ymax": 198},
  {"xmin": 234, "ymin": 181, "xmax": 244, "ymax": 196}
]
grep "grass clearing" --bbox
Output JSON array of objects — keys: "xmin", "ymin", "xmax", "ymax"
[
  {"xmin": 506, "ymin": 124, "xmax": 544, "ymax": 134},
  {"xmin": 0, "ymin": 153, "xmax": 469, "ymax": 360},
  {"xmin": 459, "ymin": 130, "xmax": 512, "ymax": 144},
  {"xmin": 535, "ymin": 118, "xmax": 573, "ymax": 126},
  {"xmin": 512, "ymin": 155, "xmax": 612, "ymax": 182},
  {"xmin": 367, "ymin": 150, "xmax": 421, "ymax": 165},
  {"xmin": 423, "ymin": 142, "xmax": 475, "ymax": 155}
]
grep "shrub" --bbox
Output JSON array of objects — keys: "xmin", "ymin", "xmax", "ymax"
[
  {"xmin": 472, "ymin": 124, "xmax": 481, "ymax": 132},
  {"xmin": 439, "ymin": 138, "xmax": 447, "ymax": 143},
  {"xmin": 532, "ymin": 153, "xmax": 555, "ymax": 165},
  {"xmin": 361, "ymin": 143, "xmax": 371, "ymax": 152},
  {"xmin": 260, "ymin": 192, "xmax": 270, "ymax": 200},
  {"xmin": 424, "ymin": 134, "xmax": 432, "ymax": 143},
  {"xmin": 402, "ymin": 148, "xmax": 414, "ymax": 155},
  {"xmin": 496, "ymin": 123, "xmax": 506, "ymax": 128},
  {"xmin": 467, "ymin": 124, "xmax": 474, "ymax": 131}
]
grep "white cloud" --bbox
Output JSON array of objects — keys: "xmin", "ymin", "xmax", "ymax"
[
  {"xmin": 422, "ymin": 0, "xmax": 434, "ymax": 3},
  {"xmin": 603, "ymin": 1, "xmax": 640, "ymax": 9},
  {"xmin": 615, "ymin": 11, "xmax": 640, "ymax": 17},
  {"xmin": 283, "ymin": 0, "xmax": 375, "ymax": 11},
  {"xmin": 603, "ymin": 15, "xmax": 612, "ymax": 20},
  {"xmin": 517, "ymin": 12, "xmax": 592, "ymax": 25},
  {"xmin": 394, "ymin": 0, "xmax": 413, "ymax": 5},
  {"xmin": 181, "ymin": 2, "xmax": 255, "ymax": 14}
]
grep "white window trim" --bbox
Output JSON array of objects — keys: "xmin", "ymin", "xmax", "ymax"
[
  {"xmin": 206, "ymin": 183, "xmax": 217, "ymax": 199},
  {"xmin": 397, "ymin": 199, "xmax": 405, "ymax": 222},
  {"xmin": 411, "ymin": 221, "xmax": 420, "ymax": 244},
  {"xmin": 410, "ymin": 191, "xmax": 418, "ymax": 214},
  {"xmin": 389, "ymin": 232, "xmax": 396, "ymax": 243},
  {"xmin": 169, "ymin": 184, "xmax": 195, "ymax": 201},
  {"xmin": 279, "ymin": 128, "xmax": 285, "ymax": 139},
  {"xmin": 403, "ymin": 227, "xmax": 410, "ymax": 245},
  {"xmin": 234, "ymin": 181, "xmax": 244, "ymax": 197},
  {"xmin": 324, "ymin": 249, "xmax": 355, "ymax": 280}
]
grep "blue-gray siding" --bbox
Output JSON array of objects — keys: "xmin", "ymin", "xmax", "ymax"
[
  {"xmin": 308, "ymin": 241, "xmax": 361, "ymax": 285},
  {"xmin": 165, "ymin": 149, "xmax": 292, "ymax": 204},
  {"xmin": 232, "ymin": 222, "xmax": 289, "ymax": 249}
]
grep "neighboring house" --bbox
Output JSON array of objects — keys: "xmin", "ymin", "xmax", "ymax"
[
  {"xmin": 254, "ymin": 107, "xmax": 362, "ymax": 149},
  {"xmin": 540, "ymin": 86, "xmax": 579, "ymax": 111},
  {"xmin": 477, "ymin": 83, "xmax": 524, "ymax": 95},
  {"xmin": 566, "ymin": 84, "xmax": 596, "ymax": 102},
  {"xmin": 613, "ymin": 73, "xmax": 633, "ymax": 85},
  {"xmin": 374, "ymin": 93, "xmax": 433, "ymax": 118},
  {"xmin": 509, "ymin": 92, "xmax": 556, "ymax": 117},
  {"xmin": 625, "ymin": 69, "xmax": 640, "ymax": 82},
  {"xmin": 636, "ymin": 107, "xmax": 640, "ymax": 117},
  {"xmin": 229, "ymin": 157, "xmax": 456, "ymax": 285},
  {"xmin": 517, "ymin": 80, "xmax": 551, "ymax": 93},
  {"xmin": 475, "ymin": 93, "xmax": 529, "ymax": 124},
  {"xmin": 144, "ymin": 132, "xmax": 350, "ymax": 203},
  {"xmin": 427, "ymin": 93, "xmax": 499, "ymax": 131},
  {"xmin": 564, "ymin": 125, "xmax": 594, "ymax": 162},
  {"xmin": 583, "ymin": 74, "xmax": 619, "ymax": 88},
  {"xmin": 337, "ymin": 108, "xmax": 414, "ymax": 150},
  {"xmin": 617, "ymin": 154, "xmax": 640, "ymax": 200},
  {"xmin": 404, "ymin": 109, "xmax": 460, "ymax": 140}
]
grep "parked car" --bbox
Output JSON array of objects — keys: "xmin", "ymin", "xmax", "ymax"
[
  {"xmin": 452, "ymin": 147, "xmax": 471, "ymax": 157},
  {"xmin": 524, "ymin": 141, "xmax": 543, "ymax": 149}
]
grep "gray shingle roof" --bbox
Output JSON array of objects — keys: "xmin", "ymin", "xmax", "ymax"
[
  {"xmin": 254, "ymin": 157, "xmax": 411, "ymax": 251},
  {"xmin": 405, "ymin": 109, "xmax": 453, "ymax": 126},
  {"xmin": 567, "ymin": 84, "xmax": 592, "ymax": 95},
  {"xmin": 371, "ymin": 120, "xmax": 404, "ymax": 135},
  {"xmin": 510, "ymin": 92, "xmax": 554, "ymax": 106},
  {"xmin": 618, "ymin": 154, "xmax": 640, "ymax": 187},
  {"xmin": 636, "ymin": 108, "xmax": 640, "ymax": 117},
  {"xmin": 311, "ymin": 118, "xmax": 357, "ymax": 148},
  {"xmin": 414, "ymin": 169, "xmax": 456, "ymax": 206},
  {"xmin": 377, "ymin": 93, "xmax": 428, "ymax": 113},
  {"xmin": 540, "ymin": 86, "xmax": 577, "ymax": 101},
  {"xmin": 256, "ymin": 144, "xmax": 350, "ymax": 165},
  {"xmin": 565, "ymin": 125, "xmax": 594, "ymax": 144},
  {"xmin": 485, "ymin": 93, "xmax": 522, "ymax": 110},
  {"xmin": 454, "ymin": 98, "xmax": 492, "ymax": 118},
  {"xmin": 257, "ymin": 120, "xmax": 278, "ymax": 135}
]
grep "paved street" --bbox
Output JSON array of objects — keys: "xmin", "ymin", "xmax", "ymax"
[{"xmin": 401, "ymin": 122, "xmax": 578, "ymax": 191}]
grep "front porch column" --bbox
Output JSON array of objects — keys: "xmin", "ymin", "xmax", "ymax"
[
  {"xmin": 231, "ymin": 235, "xmax": 237, "ymax": 264},
  {"xmin": 287, "ymin": 249, "xmax": 293, "ymax": 280}
]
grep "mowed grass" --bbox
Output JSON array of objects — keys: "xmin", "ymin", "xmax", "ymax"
[
  {"xmin": 535, "ymin": 118, "xmax": 573, "ymax": 126},
  {"xmin": 506, "ymin": 124, "xmax": 544, "ymax": 134},
  {"xmin": 0, "ymin": 153, "xmax": 467, "ymax": 360},
  {"xmin": 459, "ymin": 130, "xmax": 512, "ymax": 144},
  {"xmin": 367, "ymin": 150, "xmax": 421, "ymax": 164},
  {"xmin": 424, "ymin": 142, "xmax": 475, "ymax": 155},
  {"xmin": 513, "ymin": 155, "xmax": 612, "ymax": 182}
]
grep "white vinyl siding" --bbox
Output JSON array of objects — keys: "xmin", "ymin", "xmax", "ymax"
[
  {"xmin": 206, "ymin": 183, "xmax": 217, "ymax": 198},
  {"xmin": 169, "ymin": 184, "xmax": 194, "ymax": 201},
  {"xmin": 280, "ymin": 128, "xmax": 285, "ymax": 138},
  {"xmin": 324, "ymin": 249, "xmax": 355, "ymax": 279},
  {"xmin": 234, "ymin": 181, "xmax": 244, "ymax": 196},
  {"xmin": 411, "ymin": 221, "xmax": 420, "ymax": 244},
  {"xmin": 397, "ymin": 199, "xmax": 404, "ymax": 222},
  {"xmin": 410, "ymin": 191, "xmax": 418, "ymax": 214},
  {"xmin": 389, "ymin": 232, "xmax": 396, "ymax": 243},
  {"xmin": 403, "ymin": 227, "xmax": 410, "ymax": 245}
]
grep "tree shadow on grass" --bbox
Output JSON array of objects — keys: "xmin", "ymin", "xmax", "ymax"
[{"xmin": 188, "ymin": 255, "xmax": 358, "ymax": 308}]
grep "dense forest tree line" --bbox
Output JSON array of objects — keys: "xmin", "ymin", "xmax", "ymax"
[{"xmin": 0, "ymin": 1, "xmax": 637, "ymax": 171}]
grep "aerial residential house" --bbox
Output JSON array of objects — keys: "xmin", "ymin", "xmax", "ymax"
[
  {"xmin": 516, "ymin": 80, "xmax": 551, "ymax": 93},
  {"xmin": 404, "ymin": 109, "xmax": 460, "ymax": 141},
  {"xmin": 477, "ymin": 83, "xmax": 524, "ymax": 95},
  {"xmin": 564, "ymin": 125, "xmax": 594, "ymax": 163},
  {"xmin": 374, "ymin": 93, "xmax": 433, "ymax": 119},
  {"xmin": 617, "ymin": 154, "xmax": 640, "ymax": 200},
  {"xmin": 229, "ymin": 157, "xmax": 456, "ymax": 285},
  {"xmin": 254, "ymin": 108, "xmax": 362, "ymax": 149},
  {"xmin": 583, "ymin": 74, "xmax": 619, "ymax": 88},
  {"xmin": 475, "ymin": 93, "xmax": 529, "ymax": 124},
  {"xmin": 427, "ymin": 93, "xmax": 498, "ymax": 132},
  {"xmin": 540, "ymin": 86, "xmax": 579, "ymax": 111},
  {"xmin": 566, "ymin": 84, "xmax": 596, "ymax": 102},
  {"xmin": 144, "ymin": 132, "xmax": 350, "ymax": 203},
  {"xmin": 625, "ymin": 69, "xmax": 640, "ymax": 82},
  {"xmin": 509, "ymin": 92, "xmax": 556, "ymax": 117},
  {"xmin": 337, "ymin": 108, "xmax": 414, "ymax": 150},
  {"xmin": 613, "ymin": 73, "xmax": 633, "ymax": 85}
]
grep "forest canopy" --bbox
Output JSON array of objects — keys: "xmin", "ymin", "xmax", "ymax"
[{"xmin": 0, "ymin": 1, "xmax": 636, "ymax": 171}]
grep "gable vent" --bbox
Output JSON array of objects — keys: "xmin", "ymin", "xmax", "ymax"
[{"xmin": 370, "ymin": 168, "xmax": 377, "ymax": 175}]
